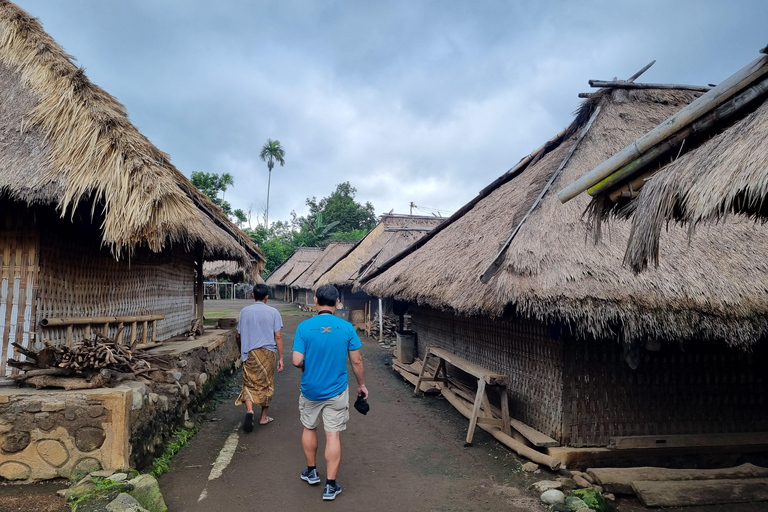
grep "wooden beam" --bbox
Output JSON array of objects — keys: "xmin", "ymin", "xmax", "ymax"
[
  {"xmin": 588, "ymin": 80, "xmax": 710, "ymax": 92},
  {"xmin": 609, "ymin": 432, "xmax": 768, "ymax": 450},
  {"xmin": 633, "ymin": 478, "xmax": 768, "ymax": 507},
  {"xmin": 626, "ymin": 60, "xmax": 656, "ymax": 82}
]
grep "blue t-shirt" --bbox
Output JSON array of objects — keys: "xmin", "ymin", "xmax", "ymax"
[{"xmin": 293, "ymin": 313, "xmax": 362, "ymax": 401}]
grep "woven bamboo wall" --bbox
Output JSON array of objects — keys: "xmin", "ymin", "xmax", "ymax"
[
  {"xmin": 564, "ymin": 335, "xmax": 768, "ymax": 447},
  {"xmin": 35, "ymin": 215, "xmax": 195, "ymax": 346},
  {"xmin": 411, "ymin": 305, "xmax": 564, "ymax": 443},
  {"xmin": 0, "ymin": 211, "xmax": 39, "ymax": 376}
]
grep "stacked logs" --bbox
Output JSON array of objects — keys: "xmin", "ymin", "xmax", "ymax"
[
  {"xmin": 6, "ymin": 333, "xmax": 163, "ymax": 390},
  {"xmin": 370, "ymin": 314, "xmax": 399, "ymax": 339}
]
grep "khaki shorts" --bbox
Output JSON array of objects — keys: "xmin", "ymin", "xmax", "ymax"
[{"xmin": 299, "ymin": 388, "xmax": 350, "ymax": 433}]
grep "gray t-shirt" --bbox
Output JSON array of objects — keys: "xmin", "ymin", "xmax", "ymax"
[{"xmin": 237, "ymin": 302, "xmax": 283, "ymax": 361}]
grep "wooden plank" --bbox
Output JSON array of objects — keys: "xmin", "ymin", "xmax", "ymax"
[
  {"xmin": 392, "ymin": 364, "xmax": 441, "ymax": 394},
  {"xmin": 588, "ymin": 463, "xmax": 768, "ymax": 495},
  {"xmin": 448, "ymin": 384, "xmax": 559, "ymax": 447},
  {"xmin": 610, "ymin": 432, "xmax": 768, "ymax": 450},
  {"xmin": 633, "ymin": 478, "xmax": 768, "ymax": 507},
  {"xmin": 427, "ymin": 347, "xmax": 507, "ymax": 384}
]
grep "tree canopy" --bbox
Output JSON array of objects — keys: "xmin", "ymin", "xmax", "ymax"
[{"xmin": 191, "ymin": 171, "xmax": 234, "ymax": 217}]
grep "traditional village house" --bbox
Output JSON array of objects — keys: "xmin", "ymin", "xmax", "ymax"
[
  {"xmin": 290, "ymin": 241, "xmax": 355, "ymax": 306},
  {"xmin": 265, "ymin": 247, "xmax": 322, "ymax": 302},
  {"xmin": 559, "ymin": 48, "xmax": 768, "ymax": 273},
  {"xmin": 316, "ymin": 214, "xmax": 442, "ymax": 330},
  {"xmin": 361, "ymin": 76, "xmax": 768, "ymax": 463},
  {"xmin": 0, "ymin": 1, "xmax": 265, "ymax": 377}
]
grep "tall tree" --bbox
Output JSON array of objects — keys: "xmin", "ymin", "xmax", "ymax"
[
  {"xmin": 259, "ymin": 139, "xmax": 285, "ymax": 229},
  {"xmin": 294, "ymin": 182, "xmax": 377, "ymax": 246},
  {"xmin": 191, "ymin": 171, "xmax": 235, "ymax": 217}
]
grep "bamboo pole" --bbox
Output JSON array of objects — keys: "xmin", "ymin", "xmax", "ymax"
[
  {"xmin": 142, "ymin": 321, "xmax": 148, "ymax": 344},
  {"xmin": 626, "ymin": 60, "xmax": 656, "ymax": 82},
  {"xmin": 558, "ymin": 54, "xmax": 768, "ymax": 203},
  {"xmin": 441, "ymin": 387, "xmax": 562, "ymax": 470},
  {"xmin": 151, "ymin": 320, "xmax": 157, "ymax": 343},
  {"xmin": 130, "ymin": 322, "xmax": 137, "ymax": 345},
  {"xmin": 41, "ymin": 314, "xmax": 164, "ymax": 327},
  {"xmin": 590, "ymin": 75, "xmax": 768, "ymax": 199},
  {"xmin": 588, "ymin": 80, "xmax": 711, "ymax": 92}
]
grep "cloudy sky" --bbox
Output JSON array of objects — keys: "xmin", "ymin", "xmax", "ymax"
[{"xmin": 14, "ymin": 0, "xmax": 768, "ymax": 227}]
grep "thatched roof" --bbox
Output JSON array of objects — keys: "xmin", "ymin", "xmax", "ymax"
[
  {"xmin": 361, "ymin": 87, "xmax": 768, "ymax": 348},
  {"xmin": 622, "ymin": 97, "xmax": 768, "ymax": 271},
  {"xmin": 203, "ymin": 260, "xmax": 264, "ymax": 284},
  {"xmin": 264, "ymin": 247, "xmax": 323, "ymax": 287},
  {"xmin": 316, "ymin": 214, "xmax": 443, "ymax": 289},
  {"xmin": 291, "ymin": 241, "xmax": 355, "ymax": 291},
  {"xmin": 0, "ymin": 1, "xmax": 264, "ymax": 271}
]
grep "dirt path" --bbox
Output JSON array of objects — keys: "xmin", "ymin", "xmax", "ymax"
[{"xmin": 158, "ymin": 301, "xmax": 541, "ymax": 512}]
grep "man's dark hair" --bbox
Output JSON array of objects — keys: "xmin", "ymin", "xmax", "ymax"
[
  {"xmin": 315, "ymin": 284, "xmax": 339, "ymax": 307},
  {"xmin": 253, "ymin": 284, "xmax": 269, "ymax": 301}
]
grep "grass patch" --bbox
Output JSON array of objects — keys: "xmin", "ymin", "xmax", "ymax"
[{"xmin": 147, "ymin": 425, "xmax": 199, "ymax": 478}]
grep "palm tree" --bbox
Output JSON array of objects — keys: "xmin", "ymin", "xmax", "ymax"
[{"xmin": 259, "ymin": 139, "xmax": 285, "ymax": 229}]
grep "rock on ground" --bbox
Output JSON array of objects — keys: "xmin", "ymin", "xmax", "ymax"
[
  {"xmin": 540, "ymin": 489, "xmax": 565, "ymax": 505},
  {"xmin": 106, "ymin": 493, "xmax": 150, "ymax": 512},
  {"xmin": 127, "ymin": 474, "xmax": 167, "ymax": 512}
]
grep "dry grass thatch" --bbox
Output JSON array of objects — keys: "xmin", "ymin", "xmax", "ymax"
[
  {"xmin": 0, "ymin": 2, "xmax": 263, "ymax": 272},
  {"xmin": 621, "ymin": 97, "xmax": 768, "ymax": 271},
  {"xmin": 203, "ymin": 260, "xmax": 263, "ymax": 284},
  {"xmin": 291, "ymin": 241, "xmax": 355, "ymax": 291},
  {"xmin": 264, "ymin": 247, "xmax": 323, "ymax": 287},
  {"xmin": 315, "ymin": 214, "xmax": 443, "ymax": 289},
  {"xmin": 362, "ymin": 88, "xmax": 768, "ymax": 348}
]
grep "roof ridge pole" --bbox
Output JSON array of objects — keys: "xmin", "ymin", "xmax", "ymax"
[
  {"xmin": 558, "ymin": 53, "xmax": 768, "ymax": 203},
  {"xmin": 479, "ymin": 105, "xmax": 601, "ymax": 284}
]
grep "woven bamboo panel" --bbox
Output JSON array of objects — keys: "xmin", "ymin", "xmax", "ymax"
[
  {"xmin": 411, "ymin": 305, "xmax": 564, "ymax": 442},
  {"xmin": 36, "ymin": 221, "xmax": 195, "ymax": 346},
  {"xmin": 0, "ymin": 211, "xmax": 39, "ymax": 376},
  {"xmin": 564, "ymin": 336, "xmax": 768, "ymax": 447}
]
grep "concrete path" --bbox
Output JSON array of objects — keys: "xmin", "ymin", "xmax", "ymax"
[{"xmin": 158, "ymin": 300, "xmax": 540, "ymax": 512}]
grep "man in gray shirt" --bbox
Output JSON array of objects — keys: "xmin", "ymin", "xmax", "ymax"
[{"xmin": 235, "ymin": 283, "xmax": 284, "ymax": 432}]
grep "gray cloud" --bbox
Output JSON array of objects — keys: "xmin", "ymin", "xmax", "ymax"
[{"xmin": 16, "ymin": 0, "xmax": 768, "ymax": 225}]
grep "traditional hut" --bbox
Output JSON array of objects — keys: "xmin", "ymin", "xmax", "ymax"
[
  {"xmin": 264, "ymin": 247, "xmax": 322, "ymax": 302},
  {"xmin": 361, "ymin": 82, "xmax": 768, "ymax": 454},
  {"xmin": 316, "ymin": 214, "xmax": 443, "ymax": 328},
  {"xmin": 291, "ymin": 241, "xmax": 355, "ymax": 306},
  {"xmin": 0, "ymin": 1, "xmax": 264, "ymax": 376},
  {"xmin": 559, "ymin": 48, "xmax": 768, "ymax": 272}
]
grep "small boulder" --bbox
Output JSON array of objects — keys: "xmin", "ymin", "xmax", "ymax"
[
  {"xmin": 564, "ymin": 496, "xmax": 589, "ymax": 511},
  {"xmin": 106, "ymin": 493, "xmax": 149, "ymax": 512},
  {"xmin": 530, "ymin": 480, "xmax": 563, "ymax": 493},
  {"xmin": 63, "ymin": 480, "xmax": 97, "ymax": 500},
  {"xmin": 556, "ymin": 477, "xmax": 578, "ymax": 491},
  {"xmin": 604, "ymin": 493, "xmax": 615, "ymax": 501},
  {"xmin": 540, "ymin": 489, "xmax": 565, "ymax": 505},
  {"xmin": 128, "ymin": 474, "xmax": 168, "ymax": 512},
  {"xmin": 572, "ymin": 474, "xmax": 592, "ymax": 488},
  {"xmin": 521, "ymin": 462, "xmax": 539, "ymax": 472}
]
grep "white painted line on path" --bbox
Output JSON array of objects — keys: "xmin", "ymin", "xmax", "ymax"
[{"xmin": 198, "ymin": 428, "xmax": 240, "ymax": 502}]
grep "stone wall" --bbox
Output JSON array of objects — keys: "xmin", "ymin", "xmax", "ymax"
[{"xmin": 0, "ymin": 329, "xmax": 238, "ymax": 482}]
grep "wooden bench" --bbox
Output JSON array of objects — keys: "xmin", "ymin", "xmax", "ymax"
[{"xmin": 415, "ymin": 346, "xmax": 511, "ymax": 444}]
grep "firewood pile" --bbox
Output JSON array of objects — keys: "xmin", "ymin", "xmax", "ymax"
[
  {"xmin": 370, "ymin": 314, "xmax": 399, "ymax": 339},
  {"xmin": 6, "ymin": 332, "xmax": 168, "ymax": 391}
]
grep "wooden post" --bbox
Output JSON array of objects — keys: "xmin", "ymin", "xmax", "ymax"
[
  {"xmin": 84, "ymin": 325, "xmax": 90, "ymax": 339},
  {"xmin": 500, "ymin": 386, "xmax": 512, "ymax": 437},
  {"xmin": 116, "ymin": 322, "xmax": 124, "ymax": 345},
  {"xmin": 142, "ymin": 321, "xmax": 148, "ymax": 344},
  {"xmin": 196, "ymin": 248, "xmax": 205, "ymax": 335},
  {"xmin": 66, "ymin": 325, "xmax": 73, "ymax": 347},
  {"xmin": 151, "ymin": 320, "xmax": 157, "ymax": 343},
  {"xmin": 466, "ymin": 379, "xmax": 487, "ymax": 445},
  {"xmin": 103, "ymin": 322, "xmax": 109, "ymax": 338},
  {"xmin": 130, "ymin": 322, "xmax": 137, "ymax": 345},
  {"xmin": 414, "ymin": 349, "xmax": 432, "ymax": 395}
]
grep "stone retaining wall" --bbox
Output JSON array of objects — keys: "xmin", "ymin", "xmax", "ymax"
[{"xmin": 0, "ymin": 329, "xmax": 238, "ymax": 482}]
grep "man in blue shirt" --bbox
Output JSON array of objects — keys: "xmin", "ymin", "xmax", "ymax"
[
  {"xmin": 292, "ymin": 284, "xmax": 368, "ymax": 501},
  {"xmin": 236, "ymin": 284, "xmax": 283, "ymax": 432}
]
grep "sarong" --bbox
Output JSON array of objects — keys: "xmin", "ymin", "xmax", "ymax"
[{"xmin": 235, "ymin": 348, "xmax": 276, "ymax": 407}]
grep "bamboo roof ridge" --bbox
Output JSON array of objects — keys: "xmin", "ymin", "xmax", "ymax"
[
  {"xmin": 291, "ymin": 241, "xmax": 355, "ymax": 291},
  {"xmin": 315, "ymin": 214, "xmax": 443, "ymax": 289},
  {"xmin": 0, "ymin": 1, "xmax": 264, "ymax": 271},
  {"xmin": 264, "ymin": 247, "xmax": 323, "ymax": 287},
  {"xmin": 361, "ymin": 87, "xmax": 768, "ymax": 348}
]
